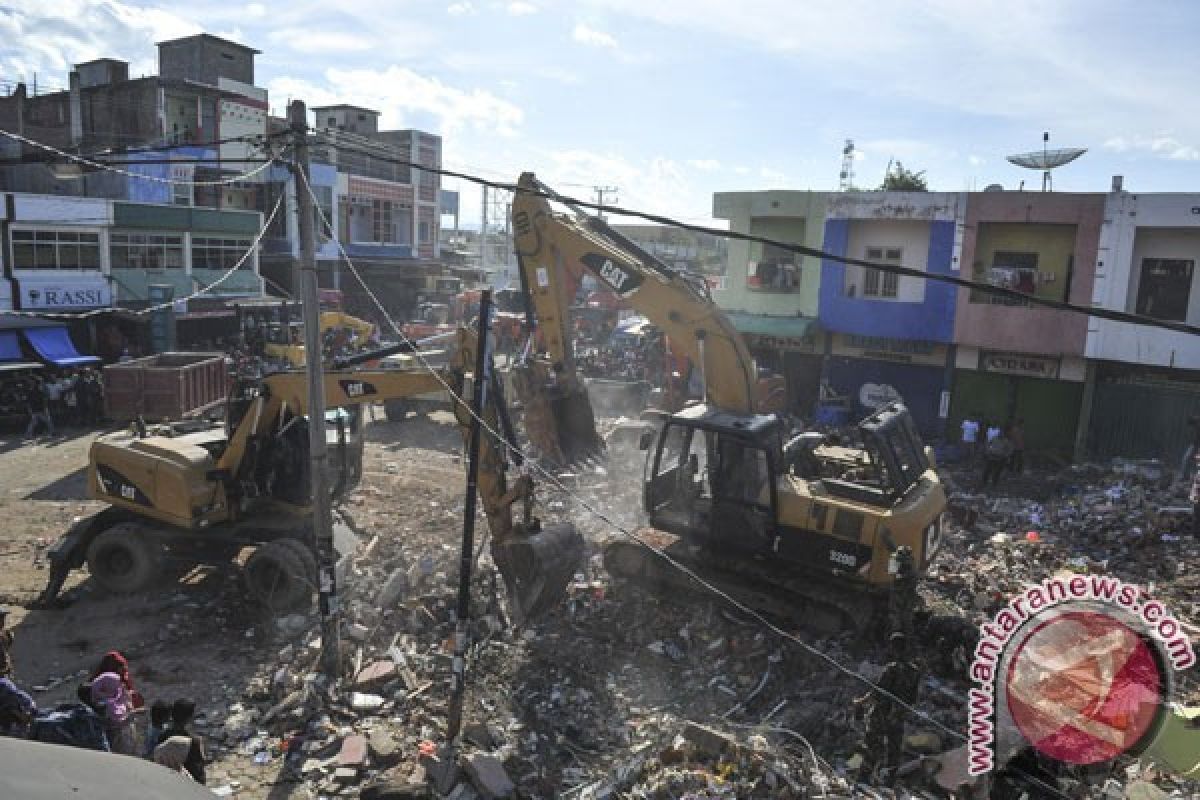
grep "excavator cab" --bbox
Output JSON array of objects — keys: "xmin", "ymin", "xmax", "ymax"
[{"xmin": 644, "ymin": 404, "xmax": 783, "ymax": 556}]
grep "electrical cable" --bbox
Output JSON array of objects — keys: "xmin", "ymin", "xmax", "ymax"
[
  {"xmin": 0, "ymin": 193, "xmax": 283, "ymax": 320},
  {"xmin": 311, "ymin": 132, "xmax": 1200, "ymax": 340},
  {"xmin": 297, "ymin": 169, "xmax": 1056, "ymax": 780},
  {"xmin": 0, "ymin": 127, "xmax": 286, "ymax": 186}
]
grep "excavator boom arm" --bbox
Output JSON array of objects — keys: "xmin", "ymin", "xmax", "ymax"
[{"xmin": 511, "ymin": 172, "xmax": 758, "ymax": 415}]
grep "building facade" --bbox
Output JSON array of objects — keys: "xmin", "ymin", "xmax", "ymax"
[
  {"xmin": 1084, "ymin": 189, "xmax": 1200, "ymax": 462},
  {"xmin": 712, "ymin": 190, "xmax": 828, "ymax": 413},
  {"xmin": 1, "ymin": 191, "xmax": 263, "ymax": 357},
  {"xmin": 819, "ymin": 191, "xmax": 965, "ymax": 435},
  {"xmin": 950, "ymin": 191, "xmax": 1105, "ymax": 456}
]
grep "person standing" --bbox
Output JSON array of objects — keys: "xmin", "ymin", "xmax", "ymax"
[
  {"xmin": 888, "ymin": 546, "xmax": 919, "ymax": 639},
  {"xmin": 1008, "ymin": 418, "xmax": 1026, "ymax": 474},
  {"xmin": 960, "ymin": 414, "xmax": 980, "ymax": 461},
  {"xmin": 0, "ymin": 609, "xmax": 14, "ymax": 679},
  {"xmin": 24, "ymin": 377, "xmax": 53, "ymax": 439},
  {"xmin": 1191, "ymin": 456, "xmax": 1200, "ymax": 541},
  {"xmin": 982, "ymin": 428, "xmax": 1012, "ymax": 487}
]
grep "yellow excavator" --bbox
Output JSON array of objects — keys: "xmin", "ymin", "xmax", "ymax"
[
  {"xmin": 510, "ymin": 173, "xmax": 948, "ymax": 629},
  {"xmin": 36, "ymin": 330, "xmax": 583, "ymax": 622},
  {"xmin": 264, "ymin": 310, "xmax": 379, "ymax": 367}
]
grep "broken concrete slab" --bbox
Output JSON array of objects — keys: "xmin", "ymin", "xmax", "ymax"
[
  {"xmin": 679, "ymin": 721, "xmax": 735, "ymax": 759},
  {"xmin": 368, "ymin": 729, "xmax": 402, "ymax": 767},
  {"xmin": 419, "ymin": 751, "xmax": 462, "ymax": 796},
  {"xmin": 462, "ymin": 753, "xmax": 515, "ymax": 799},
  {"xmin": 338, "ymin": 734, "xmax": 369, "ymax": 768},
  {"xmin": 354, "ymin": 659, "xmax": 398, "ymax": 689}
]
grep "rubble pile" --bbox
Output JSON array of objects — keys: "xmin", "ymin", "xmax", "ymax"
[{"xmin": 149, "ymin": 439, "xmax": 1198, "ymax": 798}]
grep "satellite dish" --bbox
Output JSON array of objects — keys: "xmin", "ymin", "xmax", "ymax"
[{"xmin": 1006, "ymin": 133, "xmax": 1086, "ymax": 191}]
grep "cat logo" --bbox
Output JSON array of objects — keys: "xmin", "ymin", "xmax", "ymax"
[
  {"xmin": 513, "ymin": 210, "xmax": 532, "ymax": 236},
  {"xmin": 339, "ymin": 380, "xmax": 377, "ymax": 398},
  {"xmin": 581, "ymin": 253, "xmax": 643, "ymax": 297}
]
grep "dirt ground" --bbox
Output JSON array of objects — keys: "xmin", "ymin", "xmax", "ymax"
[{"xmin": 0, "ymin": 415, "xmax": 470, "ymax": 798}]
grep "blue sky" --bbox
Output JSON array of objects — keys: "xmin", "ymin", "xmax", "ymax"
[{"xmin": 3, "ymin": 0, "xmax": 1200, "ymax": 226}]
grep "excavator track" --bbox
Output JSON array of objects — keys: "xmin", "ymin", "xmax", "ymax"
[{"xmin": 602, "ymin": 528, "xmax": 884, "ymax": 635}]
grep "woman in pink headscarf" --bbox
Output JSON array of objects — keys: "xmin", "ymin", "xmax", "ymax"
[{"xmin": 90, "ymin": 671, "xmax": 138, "ymax": 755}]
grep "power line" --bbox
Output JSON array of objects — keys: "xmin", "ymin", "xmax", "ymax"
[
  {"xmin": 300, "ymin": 167, "xmax": 1066, "ymax": 797},
  {"xmin": 0, "ymin": 127, "xmax": 286, "ymax": 187},
  {"xmin": 311, "ymin": 132, "xmax": 1200, "ymax": 341},
  {"xmin": 0, "ymin": 194, "xmax": 282, "ymax": 320}
]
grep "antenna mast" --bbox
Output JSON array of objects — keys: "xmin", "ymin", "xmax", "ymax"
[{"xmin": 839, "ymin": 139, "xmax": 855, "ymax": 191}]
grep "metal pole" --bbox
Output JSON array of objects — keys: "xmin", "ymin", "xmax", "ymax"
[
  {"xmin": 289, "ymin": 99, "xmax": 341, "ymax": 680},
  {"xmin": 447, "ymin": 289, "xmax": 493, "ymax": 741}
]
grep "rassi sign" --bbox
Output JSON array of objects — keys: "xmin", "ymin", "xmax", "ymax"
[{"xmin": 21, "ymin": 280, "xmax": 112, "ymax": 310}]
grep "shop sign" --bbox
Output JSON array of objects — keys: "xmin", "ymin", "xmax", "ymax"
[
  {"xmin": 19, "ymin": 276, "xmax": 112, "ymax": 310},
  {"xmin": 832, "ymin": 334, "xmax": 945, "ymax": 366},
  {"xmin": 745, "ymin": 333, "xmax": 818, "ymax": 353},
  {"xmin": 980, "ymin": 350, "xmax": 1060, "ymax": 379},
  {"xmin": 860, "ymin": 382, "xmax": 902, "ymax": 409}
]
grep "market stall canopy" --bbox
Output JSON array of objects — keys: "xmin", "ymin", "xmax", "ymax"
[
  {"xmin": 0, "ymin": 313, "xmax": 60, "ymax": 331},
  {"xmin": 21, "ymin": 327, "xmax": 101, "ymax": 367}
]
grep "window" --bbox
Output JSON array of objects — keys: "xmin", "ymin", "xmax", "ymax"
[
  {"xmin": 11, "ymin": 230, "xmax": 101, "ymax": 270},
  {"xmin": 372, "ymin": 199, "xmax": 394, "ymax": 243},
  {"xmin": 312, "ymin": 185, "xmax": 334, "ymax": 241},
  {"xmin": 327, "ymin": 116, "xmax": 337, "ymax": 126},
  {"xmin": 861, "ymin": 246, "xmax": 901, "ymax": 298},
  {"xmin": 747, "ymin": 241, "xmax": 801, "ymax": 292},
  {"xmin": 419, "ymin": 220, "xmax": 431, "ymax": 244},
  {"xmin": 986, "ymin": 251, "xmax": 1039, "ymax": 306},
  {"xmin": 110, "ymin": 232, "xmax": 185, "ymax": 270},
  {"xmin": 192, "ymin": 236, "xmax": 255, "ymax": 270},
  {"xmin": 1136, "ymin": 258, "xmax": 1194, "ymax": 321}
]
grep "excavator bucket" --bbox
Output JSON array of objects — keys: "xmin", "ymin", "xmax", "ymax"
[
  {"xmin": 512, "ymin": 367, "xmax": 605, "ymax": 466},
  {"xmin": 491, "ymin": 522, "xmax": 586, "ymax": 625}
]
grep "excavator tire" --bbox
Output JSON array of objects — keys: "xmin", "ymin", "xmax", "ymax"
[
  {"xmin": 274, "ymin": 537, "xmax": 318, "ymax": 589},
  {"xmin": 244, "ymin": 539, "xmax": 312, "ymax": 611},
  {"xmin": 86, "ymin": 523, "xmax": 164, "ymax": 595}
]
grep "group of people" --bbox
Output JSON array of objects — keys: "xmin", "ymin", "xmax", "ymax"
[
  {"xmin": 0, "ymin": 612, "xmax": 205, "ymax": 783},
  {"xmin": 16, "ymin": 368, "xmax": 105, "ymax": 439},
  {"xmin": 960, "ymin": 415, "xmax": 1026, "ymax": 486}
]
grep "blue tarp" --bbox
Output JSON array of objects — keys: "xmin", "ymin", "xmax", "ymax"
[
  {"xmin": 0, "ymin": 331, "xmax": 20, "ymax": 361},
  {"xmin": 21, "ymin": 327, "xmax": 100, "ymax": 367}
]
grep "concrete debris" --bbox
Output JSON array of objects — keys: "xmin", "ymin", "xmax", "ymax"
[{"xmin": 462, "ymin": 753, "xmax": 515, "ymax": 799}]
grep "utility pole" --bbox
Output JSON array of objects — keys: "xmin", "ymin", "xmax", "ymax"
[
  {"xmin": 480, "ymin": 184, "xmax": 489, "ymax": 273},
  {"xmin": 447, "ymin": 290, "xmax": 494, "ymax": 741},
  {"xmin": 289, "ymin": 99, "xmax": 341, "ymax": 680},
  {"xmin": 593, "ymin": 185, "xmax": 618, "ymax": 220}
]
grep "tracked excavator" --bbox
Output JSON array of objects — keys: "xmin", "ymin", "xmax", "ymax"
[
  {"xmin": 36, "ymin": 329, "xmax": 583, "ymax": 623},
  {"xmin": 509, "ymin": 173, "xmax": 948, "ymax": 630}
]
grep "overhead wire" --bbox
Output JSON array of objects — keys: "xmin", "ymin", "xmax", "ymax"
[
  {"xmin": 0, "ymin": 127, "xmax": 286, "ymax": 186},
  {"xmin": 295, "ymin": 168, "xmax": 1050, "ymax": 783},
  {"xmin": 310, "ymin": 132, "xmax": 1200, "ymax": 340},
  {"xmin": 0, "ymin": 194, "xmax": 283, "ymax": 320}
]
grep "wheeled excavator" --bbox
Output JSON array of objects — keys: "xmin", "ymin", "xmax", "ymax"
[
  {"xmin": 36, "ymin": 329, "xmax": 584, "ymax": 623},
  {"xmin": 509, "ymin": 173, "xmax": 948, "ymax": 629}
]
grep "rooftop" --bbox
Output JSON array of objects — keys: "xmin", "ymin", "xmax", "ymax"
[
  {"xmin": 312, "ymin": 104, "xmax": 380, "ymax": 116},
  {"xmin": 156, "ymin": 33, "xmax": 261, "ymax": 55}
]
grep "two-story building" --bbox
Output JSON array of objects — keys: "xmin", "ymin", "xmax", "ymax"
[
  {"xmin": 1084, "ymin": 187, "xmax": 1200, "ymax": 462},
  {"xmin": 712, "ymin": 190, "xmax": 828, "ymax": 413},
  {"xmin": 2, "ymin": 192, "xmax": 263, "ymax": 358},
  {"xmin": 950, "ymin": 190, "xmax": 1105, "ymax": 456},
  {"xmin": 818, "ymin": 191, "xmax": 965, "ymax": 435}
]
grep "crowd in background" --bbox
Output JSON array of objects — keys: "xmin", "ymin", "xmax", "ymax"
[{"xmin": 8, "ymin": 369, "xmax": 106, "ymax": 439}]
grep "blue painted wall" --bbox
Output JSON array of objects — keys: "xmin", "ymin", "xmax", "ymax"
[
  {"xmin": 126, "ymin": 147, "xmax": 215, "ymax": 205},
  {"xmin": 826, "ymin": 357, "xmax": 945, "ymax": 436},
  {"xmin": 819, "ymin": 219, "xmax": 957, "ymax": 342}
]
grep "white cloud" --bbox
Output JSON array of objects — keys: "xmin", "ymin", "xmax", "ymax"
[
  {"xmin": 1104, "ymin": 135, "xmax": 1200, "ymax": 161},
  {"xmin": 447, "ymin": 2, "xmax": 475, "ymax": 15},
  {"xmin": 687, "ymin": 158, "xmax": 720, "ymax": 171},
  {"xmin": 271, "ymin": 66, "xmax": 524, "ymax": 136},
  {"xmin": 968, "ymin": 155, "xmax": 985, "ymax": 167},
  {"xmin": 267, "ymin": 28, "xmax": 374, "ymax": 53},
  {"xmin": 759, "ymin": 167, "xmax": 787, "ymax": 183},
  {"xmin": 573, "ymin": 23, "xmax": 618, "ymax": 48},
  {"xmin": 245, "ymin": 3, "xmax": 267, "ymax": 19},
  {"xmin": 507, "ymin": 2, "xmax": 538, "ymax": 15}
]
